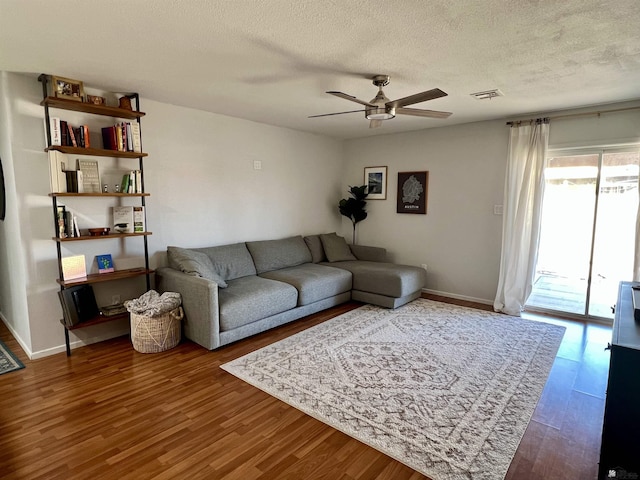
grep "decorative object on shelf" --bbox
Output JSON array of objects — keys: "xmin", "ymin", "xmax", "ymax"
[
  {"xmin": 96, "ymin": 254, "xmax": 114, "ymax": 274},
  {"xmin": 397, "ymin": 171, "xmax": 428, "ymax": 214},
  {"xmin": 60, "ymin": 254, "xmax": 87, "ymax": 281},
  {"xmin": 100, "ymin": 303, "xmax": 127, "ymax": 317},
  {"xmin": 364, "ymin": 166, "xmax": 387, "ymax": 200},
  {"xmin": 118, "ymin": 96, "xmax": 132, "ymax": 110},
  {"xmin": 133, "ymin": 206, "xmax": 145, "ymax": 233},
  {"xmin": 88, "ymin": 227, "xmax": 110, "ymax": 237},
  {"xmin": 51, "ymin": 75, "xmax": 84, "ymax": 102},
  {"xmin": 338, "ymin": 185, "xmax": 368, "ymax": 244},
  {"xmin": 86, "ymin": 95, "xmax": 105, "ymax": 105}
]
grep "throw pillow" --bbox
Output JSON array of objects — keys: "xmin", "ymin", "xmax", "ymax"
[
  {"xmin": 167, "ymin": 246, "xmax": 228, "ymax": 288},
  {"xmin": 304, "ymin": 235, "xmax": 327, "ymax": 263},
  {"xmin": 320, "ymin": 233, "xmax": 357, "ymax": 262}
]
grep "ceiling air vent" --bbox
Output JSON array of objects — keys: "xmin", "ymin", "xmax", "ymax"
[{"xmin": 470, "ymin": 89, "xmax": 504, "ymax": 100}]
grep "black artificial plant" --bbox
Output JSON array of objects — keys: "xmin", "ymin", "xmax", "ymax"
[{"xmin": 338, "ymin": 185, "xmax": 369, "ymax": 244}]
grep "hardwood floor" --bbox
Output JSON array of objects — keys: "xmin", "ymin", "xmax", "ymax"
[{"xmin": 0, "ymin": 295, "xmax": 608, "ymax": 479}]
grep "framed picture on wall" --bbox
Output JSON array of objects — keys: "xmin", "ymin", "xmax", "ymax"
[
  {"xmin": 397, "ymin": 171, "xmax": 428, "ymax": 214},
  {"xmin": 364, "ymin": 166, "xmax": 387, "ymax": 200}
]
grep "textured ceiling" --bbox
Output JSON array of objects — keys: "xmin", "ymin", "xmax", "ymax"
[{"xmin": 1, "ymin": 0, "xmax": 639, "ymax": 139}]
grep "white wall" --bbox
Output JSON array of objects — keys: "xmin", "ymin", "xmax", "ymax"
[
  {"xmin": 0, "ymin": 73, "xmax": 344, "ymax": 358},
  {"xmin": 343, "ymin": 121, "xmax": 509, "ymax": 303},
  {"xmin": 0, "ymin": 72, "xmax": 33, "ymax": 354}
]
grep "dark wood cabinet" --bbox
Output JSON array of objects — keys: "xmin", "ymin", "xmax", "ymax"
[{"xmin": 598, "ymin": 281, "xmax": 640, "ymax": 479}]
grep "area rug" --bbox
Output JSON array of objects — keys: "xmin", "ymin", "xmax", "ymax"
[
  {"xmin": 0, "ymin": 339, "xmax": 24, "ymax": 375},
  {"xmin": 221, "ymin": 299, "xmax": 565, "ymax": 480}
]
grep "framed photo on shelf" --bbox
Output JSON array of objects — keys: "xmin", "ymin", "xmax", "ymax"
[
  {"xmin": 51, "ymin": 75, "xmax": 84, "ymax": 102},
  {"xmin": 397, "ymin": 171, "xmax": 428, "ymax": 214},
  {"xmin": 364, "ymin": 166, "xmax": 387, "ymax": 200},
  {"xmin": 96, "ymin": 254, "xmax": 114, "ymax": 274}
]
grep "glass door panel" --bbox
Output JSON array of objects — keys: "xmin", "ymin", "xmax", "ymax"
[
  {"xmin": 527, "ymin": 154, "xmax": 599, "ymax": 315},
  {"xmin": 589, "ymin": 152, "xmax": 639, "ymax": 318}
]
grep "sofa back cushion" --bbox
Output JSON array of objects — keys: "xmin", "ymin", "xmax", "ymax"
[
  {"xmin": 167, "ymin": 246, "xmax": 229, "ymax": 288},
  {"xmin": 246, "ymin": 236, "xmax": 312, "ymax": 274},
  {"xmin": 197, "ymin": 243, "xmax": 257, "ymax": 281}
]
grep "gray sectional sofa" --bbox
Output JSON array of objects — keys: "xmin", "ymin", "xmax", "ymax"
[{"xmin": 155, "ymin": 233, "xmax": 426, "ymax": 350}]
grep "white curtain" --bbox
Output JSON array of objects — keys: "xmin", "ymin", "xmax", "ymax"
[
  {"xmin": 494, "ymin": 119, "xmax": 549, "ymax": 316},
  {"xmin": 634, "ymin": 171, "xmax": 640, "ymax": 282}
]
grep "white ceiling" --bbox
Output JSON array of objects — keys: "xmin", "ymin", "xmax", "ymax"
[{"xmin": 1, "ymin": 0, "xmax": 640, "ymax": 140}]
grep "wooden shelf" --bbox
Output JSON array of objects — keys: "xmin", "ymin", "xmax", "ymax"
[
  {"xmin": 50, "ymin": 192, "xmax": 149, "ymax": 198},
  {"xmin": 41, "ymin": 96, "xmax": 145, "ymax": 119},
  {"xmin": 57, "ymin": 268, "xmax": 154, "ymax": 287},
  {"xmin": 45, "ymin": 145, "xmax": 147, "ymax": 158},
  {"xmin": 60, "ymin": 311, "xmax": 129, "ymax": 331},
  {"xmin": 54, "ymin": 232, "xmax": 152, "ymax": 242}
]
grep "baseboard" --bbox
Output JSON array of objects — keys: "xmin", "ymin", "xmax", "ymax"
[
  {"xmin": 29, "ymin": 326, "xmax": 131, "ymax": 359},
  {"xmin": 422, "ymin": 288, "xmax": 494, "ymax": 306},
  {"xmin": 0, "ymin": 311, "xmax": 34, "ymax": 359}
]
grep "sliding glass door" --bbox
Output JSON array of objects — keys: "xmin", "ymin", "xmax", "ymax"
[{"xmin": 526, "ymin": 148, "xmax": 639, "ymax": 320}]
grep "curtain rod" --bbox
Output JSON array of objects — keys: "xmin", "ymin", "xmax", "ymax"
[{"xmin": 506, "ymin": 105, "xmax": 640, "ymax": 126}]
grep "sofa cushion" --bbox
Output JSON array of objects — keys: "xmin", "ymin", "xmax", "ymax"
[
  {"xmin": 323, "ymin": 261, "xmax": 426, "ymax": 298},
  {"xmin": 260, "ymin": 263, "xmax": 352, "ymax": 306},
  {"xmin": 246, "ymin": 236, "xmax": 312, "ymax": 274},
  {"xmin": 320, "ymin": 233, "xmax": 357, "ymax": 262},
  {"xmin": 167, "ymin": 246, "xmax": 228, "ymax": 288},
  {"xmin": 197, "ymin": 243, "xmax": 257, "ymax": 281},
  {"xmin": 218, "ymin": 275, "xmax": 298, "ymax": 331},
  {"xmin": 304, "ymin": 235, "xmax": 327, "ymax": 263}
]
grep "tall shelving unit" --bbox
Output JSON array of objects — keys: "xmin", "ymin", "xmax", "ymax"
[{"xmin": 39, "ymin": 74, "xmax": 152, "ymax": 356}]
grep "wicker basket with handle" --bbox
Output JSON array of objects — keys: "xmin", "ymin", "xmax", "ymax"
[{"xmin": 130, "ymin": 306, "xmax": 184, "ymax": 353}]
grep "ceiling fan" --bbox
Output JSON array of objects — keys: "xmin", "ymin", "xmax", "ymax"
[{"xmin": 309, "ymin": 75, "xmax": 452, "ymax": 128}]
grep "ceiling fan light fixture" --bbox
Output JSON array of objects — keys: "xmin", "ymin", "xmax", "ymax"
[{"xmin": 366, "ymin": 106, "xmax": 395, "ymax": 120}]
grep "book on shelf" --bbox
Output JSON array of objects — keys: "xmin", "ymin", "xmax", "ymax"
[
  {"xmin": 133, "ymin": 206, "xmax": 145, "ymax": 233},
  {"xmin": 56, "ymin": 205, "xmax": 66, "ymax": 238},
  {"xmin": 67, "ymin": 123, "xmax": 77, "ymax": 147},
  {"xmin": 48, "ymin": 117, "xmax": 61, "ymax": 146},
  {"xmin": 101, "ymin": 126, "xmax": 117, "ymax": 150},
  {"xmin": 82, "ymin": 125, "xmax": 90, "ymax": 148},
  {"xmin": 120, "ymin": 173, "xmax": 130, "ymax": 194},
  {"xmin": 113, "ymin": 206, "xmax": 134, "ymax": 233},
  {"xmin": 96, "ymin": 254, "xmax": 114, "ymax": 274},
  {"xmin": 61, "ymin": 254, "xmax": 87, "ymax": 281},
  {"xmin": 60, "ymin": 120, "xmax": 69, "ymax": 146},
  {"xmin": 130, "ymin": 122, "xmax": 142, "ymax": 153},
  {"xmin": 48, "ymin": 150, "xmax": 67, "ymax": 193},
  {"xmin": 64, "ymin": 169, "xmax": 84, "ymax": 193},
  {"xmin": 77, "ymin": 159, "xmax": 100, "ymax": 193},
  {"xmin": 58, "ymin": 284, "xmax": 99, "ymax": 326}
]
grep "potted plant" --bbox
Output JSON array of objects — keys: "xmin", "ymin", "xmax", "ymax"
[{"xmin": 339, "ymin": 185, "xmax": 368, "ymax": 244}]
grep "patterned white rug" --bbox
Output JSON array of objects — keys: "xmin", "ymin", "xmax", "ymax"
[{"xmin": 221, "ymin": 299, "xmax": 565, "ymax": 480}]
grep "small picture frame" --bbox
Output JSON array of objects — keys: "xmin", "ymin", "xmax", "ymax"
[
  {"xmin": 96, "ymin": 254, "xmax": 114, "ymax": 274},
  {"xmin": 86, "ymin": 95, "xmax": 106, "ymax": 106},
  {"xmin": 364, "ymin": 166, "xmax": 388, "ymax": 200},
  {"xmin": 51, "ymin": 75, "xmax": 84, "ymax": 102},
  {"xmin": 397, "ymin": 171, "xmax": 428, "ymax": 214}
]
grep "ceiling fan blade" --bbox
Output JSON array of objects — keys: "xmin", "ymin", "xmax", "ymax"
[
  {"xmin": 327, "ymin": 91, "xmax": 376, "ymax": 107},
  {"xmin": 396, "ymin": 107, "xmax": 452, "ymax": 119},
  {"xmin": 387, "ymin": 88, "xmax": 447, "ymax": 108},
  {"xmin": 369, "ymin": 119, "xmax": 383, "ymax": 129},
  {"xmin": 308, "ymin": 109, "xmax": 365, "ymax": 118}
]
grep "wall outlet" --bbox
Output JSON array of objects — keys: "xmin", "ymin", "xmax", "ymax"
[
  {"xmin": 421, "ymin": 264, "xmax": 428, "ymax": 273},
  {"xmin": 111, "ymin": 295, "xmax": 121, "ymax": 305}
]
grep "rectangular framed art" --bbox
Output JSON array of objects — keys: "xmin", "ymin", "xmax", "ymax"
[
  {"xmin": 364, "ymin": 166, "xmax": 387, "ymax": 200},
  {"xmin": 51, "ymin": 75, "xmax": 85, "ymax": 102},
  {"xmin": 397, "ymin": 171, "xmax": 428, "ymax": 214}
]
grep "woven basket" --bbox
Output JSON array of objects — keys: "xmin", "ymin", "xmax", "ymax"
[{"xmin": 130, "ymin": 306, "xmax": 184, "ymax": 353}]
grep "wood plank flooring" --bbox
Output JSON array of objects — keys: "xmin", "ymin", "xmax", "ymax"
[{"xmin": 0, "ymin": 295, "xmax": 608, "ymax": 479}]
